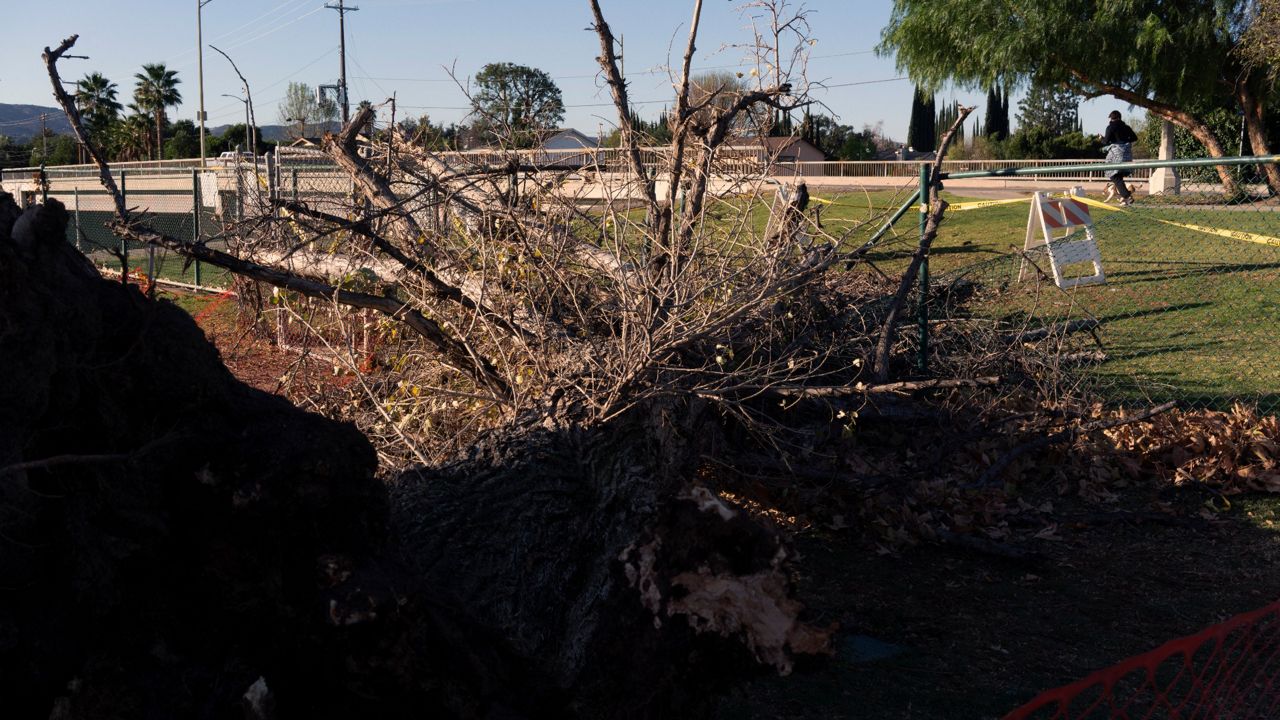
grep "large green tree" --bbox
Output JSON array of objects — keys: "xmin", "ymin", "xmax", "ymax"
[
  {"xmin": 470, "ymin": 62, "xmax": 565, "ymax": 147},
  {"xmin": 112, "ymin": 107, "xmax": 153, "ymax": 162},
  {"xmin": 1016, "ymin": 84, "xmax": 1081, "ymax": 137},
  {"xmin": 163, "ymin": 119, "xmax": 200, "ymax": 159},
  {"xmin": 278, "ymin": 82, "xmax": 321, "ymax": 139},
  {"xmin": 880, "ymin": 0, "xmax": 1278, "ymax": 193},
  {"xmin": 133, "ymin": 63, "xmax": 182, "ymax": 161},
  {"xmin": 75, "ymin": 72, "xmax": 122, "ymax": 140}
]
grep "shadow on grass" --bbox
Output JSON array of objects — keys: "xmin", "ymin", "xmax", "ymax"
[{"xmin": 1101, "ymin": 259, "xmax": 1280, "ymax": 286}]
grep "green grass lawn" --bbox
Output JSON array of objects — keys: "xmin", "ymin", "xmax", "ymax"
[
  {"xmin": 908, "ymin": 191, "xmax": 1280, "ymax": 411},
  {"xmin": 593, "ymin": 186, "xmax": 1280, "ymax": 410}
]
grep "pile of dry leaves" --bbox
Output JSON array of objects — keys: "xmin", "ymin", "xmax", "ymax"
[{"xmin": 1100, "ymin": 403, "xmax": 1280, "ymax": 494}]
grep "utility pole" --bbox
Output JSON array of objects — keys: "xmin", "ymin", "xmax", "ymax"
[
  {"xmin": 325, "ymin": 0, "xmax": 359, "ymax": 124},
  {"xmin": 198, "ymin": 0, "xmax": 214, "ymax": 168}
]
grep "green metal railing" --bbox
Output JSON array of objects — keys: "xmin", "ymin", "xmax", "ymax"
[{"xmin": 942, "ymin": 154, "xmax": 1280, "ymax": 180}]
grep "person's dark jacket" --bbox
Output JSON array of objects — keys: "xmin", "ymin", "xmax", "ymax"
[{"xmin": 1104, "ymin": 119, "xmax": 1138, "ymax": 145}]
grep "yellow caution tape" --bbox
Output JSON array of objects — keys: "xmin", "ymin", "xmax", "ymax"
[
  {"xmin": 810, "ymin": 196, "xmax": 834, "ymax": 206},
  {"xmin": 1069, "ymin": 195, "xmax": 1127, "ymax": 214},
  {"xmin": 919, "ymin": 194, "xmax": 1076, "ymax": 213},
  {"xmin": 1072, "ymin": 194, "xmax": 1280, "ymax": 248},
  {"xmin": 929, "ymin": 196, "xmax": 1037, "ymax": 213},
  {"xmin": 1156, "ymin": 219, "xmax": 1280, "ymax": 248}
]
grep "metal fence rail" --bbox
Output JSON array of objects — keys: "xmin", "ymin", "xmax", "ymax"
[{"xmin": 2, "ymin": 156, "xmax": 1168, "ymax": 186}]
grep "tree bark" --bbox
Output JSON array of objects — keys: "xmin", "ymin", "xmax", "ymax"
[
  {"xmin": 1070, "ymin": 69, "xmax": 1239, "ymax": 194},
  {"xmin": 1234, "ymin": 78, "xmax": 1280, "ymax": 195},
  {"xmin": 871, "ymin": 106, "xmax": 974, "ymax": 382},
  {"xmin": 390, "ymin": 406, "xmax": 830, "ymax": 716}
]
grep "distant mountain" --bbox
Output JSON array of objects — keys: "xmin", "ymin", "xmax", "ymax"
[
  {"xmin": 0, "ymin": 104, "xmax": 299, "ymax": 145},
  {"xmin": 208, "ymin": 123, "xmax": 294, "ymax": 143},
  {"xmin": 0, "ymin": 104, "xmax": 73, "ymax": 141}
]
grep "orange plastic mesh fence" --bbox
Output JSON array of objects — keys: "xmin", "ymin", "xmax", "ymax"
[{"xmin": 1005, "ymin": 599, "xmax": 1280, "ymax": 719}]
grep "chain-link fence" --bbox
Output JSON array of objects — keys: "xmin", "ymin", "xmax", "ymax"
[
  {"xmin": 921, "ymin": 156, "xmax": 1280, "ymax": 412},
  {"xmin": 0, "ymin": 155, "xmax": 333, "ymax": 292}
]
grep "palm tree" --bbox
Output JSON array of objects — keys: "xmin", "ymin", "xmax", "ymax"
[
  {"xmin": 114, "ymin": 105, "xmax": 153, "ymax": 162},
  {"xmin": 133, "ymin": 63, "xmax": 182, "ymax": 160},
  {"xmin": 356, "ymin": 99, "xmax": 374, "ymax": 136},
  {"xmin": 75, "ymin": 72, "xmax": 122, "ymax": 139}
]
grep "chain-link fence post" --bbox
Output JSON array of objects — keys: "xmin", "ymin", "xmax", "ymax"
[
  {"xmin": 266, "ymin": 150, "xmax": 277, "ymax": 212},
  {"xmin": 236, "ymin": 160, "xmax": 245, "ymax": 222},
  {"xmin": 119, "ymin": 170, "xmax": 128, "ymax": 280},
  {"xmin": 192, "ymin": 169, "xmax": 202, "ymax": 289},
  {"xmin": 917, "ymin": 162, "xmax": 930, "ymax": 374},
  {"xmin": 73, "ymin": 186, "xmax": 81, "ymax": 251}
]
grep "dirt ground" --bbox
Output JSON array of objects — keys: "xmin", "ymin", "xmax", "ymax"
[
  {"xmin": 170, "ymin": 287, "xmax": 1280, "ymax": 720},
  {"xmin": 715, "ymin": 490, "xmax": 1280, "ymax": 719}
]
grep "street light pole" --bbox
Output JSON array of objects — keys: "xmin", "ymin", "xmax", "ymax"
[
  {"xmin": 198, "ymin": 0, "xmax": 213, "ymax": 167},
  {"xmin": 222, "ymin": 94, "xmax": 249, "ymax": 152}
]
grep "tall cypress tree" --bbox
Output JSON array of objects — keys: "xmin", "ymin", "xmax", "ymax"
[
  {"xmin": 999, "ymin": 87, "xmax": 1011, "ymax": 139},
  {"xmin": 983, "ymin": 86, "xmax": 1000, "ymax": 137},
  {"xmin": 982, "ymin": 85, "xmax": 1011, "ymax": 140},
  {"xmin": 907, "ymin": 85, "xmax": 936, "ymax": 151}
]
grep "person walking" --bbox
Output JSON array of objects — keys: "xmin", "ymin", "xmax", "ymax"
[{"xmin": 1102, "ymin": 110, "xmax": 1138, "ymax": 206}]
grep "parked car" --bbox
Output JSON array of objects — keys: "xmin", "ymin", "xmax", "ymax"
[{"xmin": 216, "ymin": 151, "xmax": 256, "ymax": 165}]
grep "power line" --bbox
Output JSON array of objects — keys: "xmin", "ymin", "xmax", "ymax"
[
  {"xmin": 203, "ymin": 46, "xmax": 337, "ymax": 122},
  {"xmin": 820, "ymin": 76, "xmax": 909, "ymax": 89},
  {"xmin": 350, "ymin": 49, "xmax": 879, "ymax": 85},
  {"xmin": 216, "ymin": 3, "xmax": 329, "ymax": 53}
]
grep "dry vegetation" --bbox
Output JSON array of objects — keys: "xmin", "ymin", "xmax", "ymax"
[{"xmin": 20, "ymin": 0, "xmax": 1280, "ymax": 717}]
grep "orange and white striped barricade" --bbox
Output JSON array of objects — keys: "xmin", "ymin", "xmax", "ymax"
[{"xmin": 1021, "ymin": 188, "xmax": 1106, "ymax": 289}]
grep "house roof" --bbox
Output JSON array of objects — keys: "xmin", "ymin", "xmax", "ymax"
[{"xmin": 539, "ymin": 128, "xmax": 600, "ymax": 148}]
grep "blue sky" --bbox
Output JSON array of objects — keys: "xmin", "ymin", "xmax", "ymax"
[{"xmin": 0, "ymin": 0, "xmax": 1124, "ymax": 141}]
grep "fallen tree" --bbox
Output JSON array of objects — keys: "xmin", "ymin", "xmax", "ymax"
[{"xmin": 22, "ymin": 3, "xmax": 862, "ymax": 715}]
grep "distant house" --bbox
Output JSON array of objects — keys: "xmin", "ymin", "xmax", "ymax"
[
  {"xmin": 541, "ymin": 128, "xmax": 600, "ymax": 151},
  {"xmin": 718, "ymin": 136, "xmax": 825, "ymax": 174},
  {"xmin": 721, "ymin": 136, "xmax": 822, "ymax": 159},
  {"xmin": 453, "ymin": 128, "xmax": 602, "ymax": 168},
  {"xmin": 534, "ymin": 128, "xmax": 600, "ymax": 168}
]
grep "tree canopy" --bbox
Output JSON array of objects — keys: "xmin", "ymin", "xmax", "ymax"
[
  {"xmin": 75, "ymin": 72, "xmax": 121, "ymax": 139},
  {"xmin": 470, "ymin": 62, "xmax": 565, "ymax": 147},
  {"xmin": 1239, "ymin": 0, "xmax": 1280, "ymax": 70},
  {"xmin": 982, "ymin": 85, "xmax": 1009, "ymax": 140},
  {"xmin": 1016, "ymin": 84, "xmax": 1082, "ymax": 137},
  {"xmin": 279, "ymin": 82, "xmax": 322, "ymax": 138},
  {"xmin": 880, "ymin": 0, "xmax": 1278, "ymax": 191},
  {"xmin": 133, "ymin": 63, "xmax": 181, "ymax": 161}
]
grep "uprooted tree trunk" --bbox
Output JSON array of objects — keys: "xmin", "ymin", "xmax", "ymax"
[{"xmin": 390, "ymin": 405, "xmax": 831, "ymax": 716}]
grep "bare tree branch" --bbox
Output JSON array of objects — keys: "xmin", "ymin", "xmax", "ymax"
[{"xmin": 871, "ymin": 105, "xmax": 976, "ymax": 383}]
